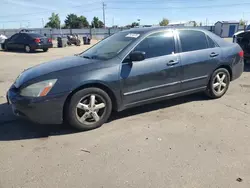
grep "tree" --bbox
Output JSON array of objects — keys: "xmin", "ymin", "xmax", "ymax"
[
  {"xmin": 159, "ymin": 18, "xmax": 169, "ymax": 26},
  {"xmin": 189, "ymin": 21, "xmax": 197, "ymax": 27},
  {"xmin": 45, "ymin": 13, "xmax": 60, "ymax": 29},
  {"xmin": 64, "ymin": 14, "xmax": 89, "ymax": 29},
  {"xmin": 77, "ymin": 16, "xmax": 89, "ymax": 28},
  {"xmin": 240, "ymin": 19, "xmax": 246, "ymax": 26},
  {"xmin": 91, "ymin": 17, "xmax": 104, "ymax": 28},
  {"xmin": 199, "ymin": 22, "xmax": 202, "ymax": 26},
  {"xmin": 65, "ymin": 14, "xmax": 78, "ymax": 28},
  {"xmin": 131, "ymin": 22, "xmax": 139, "ymax": 28}
]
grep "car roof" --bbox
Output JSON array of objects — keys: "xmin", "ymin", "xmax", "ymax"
[
  {"xmin": 234, "ymin": 30, "xmax": 250, "ymax": 36},
  {"xmin": 126, "ymin": 26, "xmax": 211, "ymax": 34}
]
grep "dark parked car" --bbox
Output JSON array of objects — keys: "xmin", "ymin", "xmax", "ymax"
[
  {"xmin": 3, "ymin": 32, "xmax": 53, "ymax": 53},
  {"xmin": 7, "ymin": 27, "xmax": 244, "ymax": 130},
  {"xmin": 233, "ymin": 30, "xmax": 250, "ymax": 61}
]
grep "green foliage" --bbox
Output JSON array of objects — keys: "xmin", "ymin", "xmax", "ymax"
[
  {"xmin": 91, "ymin": 17, "xmax": 104, "ymax": 28},
  {"xmin": 64, "ymin": 14, "xmax": 89, "ymax": 28},
  {"xmin": 131, "ymin": 22, "xmax": 139, "ymax": 28},
  {"xmin": 159, "ymin": 18, "xmax": 169, "ymax": 26},
  {"xmin": 45, "ymin": 13, "xmax": 60, "ymax": 29},
  {"xmin": 240, "ymin": 19, "xmax": 246, "ymax": 26}
]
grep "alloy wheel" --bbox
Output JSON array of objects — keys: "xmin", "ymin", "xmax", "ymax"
[
  {"xmin": 212, "ymin": 72, "xmax": 228, "ymax": 94},
  {"xmin": 76, "ymin": 94, "xmax": 106, "ymax": 125},
  {"xmin": 25, "ymin": 45, "xmax": 31, "ymax": 53}
]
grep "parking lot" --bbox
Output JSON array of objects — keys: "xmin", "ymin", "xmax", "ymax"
[{"xmin": 0, "ymin": 42, "xmax": 250, "ymax": 188}]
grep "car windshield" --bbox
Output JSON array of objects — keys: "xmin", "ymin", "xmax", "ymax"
[{"xmin": 79, "ymin": 31, "xmax": 141, "ymax": 60}]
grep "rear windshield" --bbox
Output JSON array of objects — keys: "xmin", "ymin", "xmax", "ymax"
[{"xmin": 27, "ymin": 33, "xmax": 44, "ymax": 38}]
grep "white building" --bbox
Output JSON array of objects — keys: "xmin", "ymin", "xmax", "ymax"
[{"xmin": 214, "ymin": 21, "xmax": 239, "ymax": 38}]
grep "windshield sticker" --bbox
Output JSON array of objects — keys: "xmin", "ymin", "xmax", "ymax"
[{"xmin": 125, "ymin": 33, "xmax": 140, "ymax": 38}]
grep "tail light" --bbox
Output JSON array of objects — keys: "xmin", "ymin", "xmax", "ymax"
[
  {"xmin": 34, "ymin": 38, "xmax": 41, "ymax": 43},
  {"xmin": 48, "ymin": 38, "xmax": 52, "ymax": 43},
  {"xmin": 239, "ymin": 50, "xmax": 244, "ymax": 58}
]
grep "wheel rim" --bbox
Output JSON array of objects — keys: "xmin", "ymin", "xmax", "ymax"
[
  {"xmin": 76, "ymin": 94, "xmax": 106, "ymax": 125},
  {"xmin": 212, "ymin": 72, "xmax": 228, "ymax": 94},
  {"xmin": 25, "ymin": 46, "xmax": 30, "ymax": 52}
]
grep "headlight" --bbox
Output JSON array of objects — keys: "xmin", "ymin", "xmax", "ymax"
[{"xmin": 20, "ymin": 79, "xmax": 57, "ymax": 97}]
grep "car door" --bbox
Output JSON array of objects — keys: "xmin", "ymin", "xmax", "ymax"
[
  {"xmin": 6, "ymin": 34, "xmax": 19, "ymax": 49},
  {"xmin": 15, "ymin": 33, "xmax": 27, "ymax": 50},
  {"xmin": 177, "ymin": 29, "xmax": 222, "ymax": 91},
  {"xmin": 121, "ymin": 30, "xmax": 182, "ymax": 106}
]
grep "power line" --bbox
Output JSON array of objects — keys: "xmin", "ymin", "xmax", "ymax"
[
  {"xmin": 107, "ymin": 2, "xmax": 250, "ymax": 10},
  {"xmin": 0, "ymin": 1, "xmax": 102, "ymax": 18},
  {"xmin": 0, "ymin": 20, "xmax": 29, "ymax": 23}
]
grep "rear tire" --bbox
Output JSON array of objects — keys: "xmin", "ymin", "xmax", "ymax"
[
  {"xmin": 24, "ymin": 45, "xmax": 31, "ymax": 53},
  {"xmin": 43, "ymin": 48, "xmax": 48, "ymax": 52},
  {"xmin": 66, "ymin": 88, "xmax": 112, "ymax": 131},
  {"xmin": 205, "ymin": 68, "xmax": 230, "ymax": 99}
]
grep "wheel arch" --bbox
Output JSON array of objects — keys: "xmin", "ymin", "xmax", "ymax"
[
  {"xmin": 63, "ymin": 82, "xmax": 119, "ymax": 121},
  {"xmin": 216, "ymin": 64, "xmax": 233, "ymax": 81},
  {"xmin": 210, "ymin": 64, "xmax": 232, "ymax": 81}
]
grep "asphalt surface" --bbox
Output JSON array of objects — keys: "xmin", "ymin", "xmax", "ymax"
[{"xmin": 0, "ymin": 42, "xmax": 250, "ymax": 188}]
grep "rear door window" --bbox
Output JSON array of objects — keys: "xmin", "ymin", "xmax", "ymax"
[
  {"xmin": 178, "ymin": 30, "xmax": 208, "ymax": 52},
  {"xmin": 206, "ymin": 35, "xmax": 217, "ymax": 48},
  {"xmin": 16, "ymin": 34, "xmax": 27, "ymax": 42},
  {"xmin": 134, "ymin": 31, "xmax": 175, "ymax": 59}
]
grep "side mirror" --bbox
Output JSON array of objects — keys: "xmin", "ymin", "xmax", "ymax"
[{"xmin": 129, "ymin": 51, "xmax": 146, "ymax": 62}]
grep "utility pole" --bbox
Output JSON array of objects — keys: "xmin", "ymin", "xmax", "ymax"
[
  {"xmin": 102, "ymin": 2, "xmax": 106, "ymax": 28},
  {"xmin": 42, "ymin": 18, "xmax": 44, "ymax": 28}
]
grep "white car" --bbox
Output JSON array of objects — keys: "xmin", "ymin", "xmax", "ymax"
[{"xmin": 0, "ymin": 34, "xmax": 7, "ymax": 44}]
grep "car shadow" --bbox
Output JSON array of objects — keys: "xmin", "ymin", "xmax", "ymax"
[
  {"xmin": 0, "ymin": 49, "xmax": 46, "ymax": 54},
  {"xmin": 109, "ymin": 93, "xmax": 209, "ymax": 121},
  {"xmin": 0, "ymin": 93, "xmax": 209, "ymax": 141}
]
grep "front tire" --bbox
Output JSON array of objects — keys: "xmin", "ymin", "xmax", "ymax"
[
  {"xmin": 3, "ymin": 43, "xmax": 8, "ymax": 51},
  {"xmin": 205, "ymin": 68, "xmax": 230, "ymax": 99},
  {"xmin": 66, "ymin": 88, "xmax": 112, "ymax": 131}
]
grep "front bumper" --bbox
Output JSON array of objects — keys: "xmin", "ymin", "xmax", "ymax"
[{"xmin": 7, "ymin": 86, "xmax": 68, "ymax": 124}]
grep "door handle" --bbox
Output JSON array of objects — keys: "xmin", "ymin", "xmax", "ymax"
[
  {"xmin": 210, "ymin": 52, "xmax": 219, "ymax": 57},
  {"xmin": 167, "ymin": 60, "xmax": 179, "ymax": 66}
]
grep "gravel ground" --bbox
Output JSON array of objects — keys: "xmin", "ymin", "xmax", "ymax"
[{"xmin": 0, "ymin": 42, "xmax": 250, "ymax": 188}]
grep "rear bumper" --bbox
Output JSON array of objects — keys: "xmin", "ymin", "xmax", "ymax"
[
  {"xmin": 7, "ymin": 86, "xmax": 68, "ymax": 124},
  {"xmin": 232, "ymin": 58, "xmax": 244, "ymax": 81},
  {"xmin": 32, "ymin": 43, "xmax": 53, "ymax": 49}
]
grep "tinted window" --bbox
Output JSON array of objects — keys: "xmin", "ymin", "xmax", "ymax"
[
  {"xmin": 16, "ymin": 34, "xmax": 27, "ymax": 42},
  {"xmin": 207, "ymin": 35, "xmax": 216, "ymax": 48},
  {"xmin": 27, "ymin": 33, "xmax": 44, "ymax": 38},
  {"xmin": 134, "ymin": 31, "xmax": 175, "ymax": 59},
  {"xmin": 179, "ymin": 30, "xmax": 208, "ymax": 52},
  {"xmin": 10, "ymin": 34, "xmax": 19, "ymax": 41}
]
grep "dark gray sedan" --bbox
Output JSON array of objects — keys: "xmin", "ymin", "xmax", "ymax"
[{"xmin": 7, "ymin": 27, "xmax": 244, "ymax": 130}]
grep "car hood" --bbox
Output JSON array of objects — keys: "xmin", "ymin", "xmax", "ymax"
[{"xmin": 14, "ymin": 56, "xmax": 94, "ymax": 88}]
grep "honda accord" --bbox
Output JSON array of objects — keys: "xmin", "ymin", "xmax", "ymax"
[{"xmin": 7, "ymin": 27, "xmax": 244, "ymax": 130}]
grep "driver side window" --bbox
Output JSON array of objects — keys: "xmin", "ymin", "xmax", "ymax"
[{"xmin": 134, "ymin": 31, "xmax": 175, "ymax": 59}]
